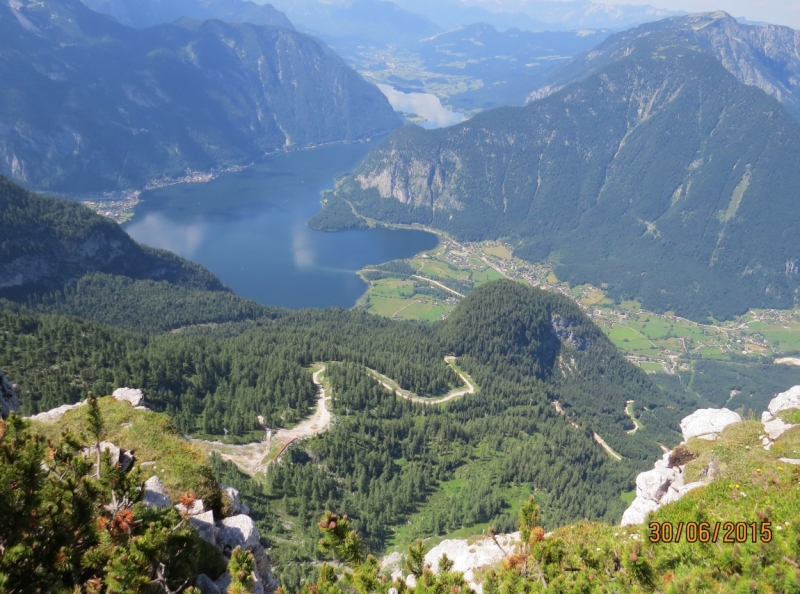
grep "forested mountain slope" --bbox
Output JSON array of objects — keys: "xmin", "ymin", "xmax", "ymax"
[
  {"xmin": 529, "ymin": 11, "xmax": 800, "ymax": 122},
  {"xmin": 0, "ymin": 176, "xmax": 227, "ymax": 297},
  {"xmin": 0, "ymin": 0, "xmax": 400, "ymax": 192},
  {"xmin": 82, "ymin": 0, "xmax": 295, "ymax": 29},
  {"xmin": 328, "ymin": 36, "xmax": 800, "ymax": 321},
  {"xmin": 2, "ymin": 279, "xmax": 701, "ymax": 583}
]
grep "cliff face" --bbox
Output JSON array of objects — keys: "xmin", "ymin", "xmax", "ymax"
[
  {"xmin": 0, "ymin": 0, "xmax": 400, "ymax": 192},
  {"xmin": 0, "ymin": 176, "xmax": 226, "ymax": 297},
  {"xmin": 528, "ymin": 12, "xmax": 800, "ymax": 121}
]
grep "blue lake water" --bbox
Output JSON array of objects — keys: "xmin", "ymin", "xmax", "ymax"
[{"xmin": 123, "ymin": 141, "xmax": 438, "ymax": 309}]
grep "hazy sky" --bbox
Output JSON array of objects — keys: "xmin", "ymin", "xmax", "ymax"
[{"xmin": 605, "ymin": 0, "xmax": 800, "ymax": 29}]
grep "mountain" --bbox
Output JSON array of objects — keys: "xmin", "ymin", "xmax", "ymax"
[
  {"xmin": 0, "ymin": 0, "xmax": 400, "ymax": 193},
  {"xmin": 395, "ymin": 0, "xmax": 683, "ymax": 31},
  {"xmin": 269, "ymin": 0, "xmax": 440, "ymax": 46},
  {"xmin": 529, "ymin": 12, "xmax": 800, "ymax": 121},
  {"xmin": 326, "ymin": 33, "xmax": 800, "ymax": 321},
  {"xmin": 417, "ymin": 23, "xmax": 609, "ymax": 109},
  {"xmin": 0, "ymin": 175, "xmax": 229, "ymax": 297},
  {"xmin": 82, "ymin": 0, "xmax": 295, "ymax": 29}
]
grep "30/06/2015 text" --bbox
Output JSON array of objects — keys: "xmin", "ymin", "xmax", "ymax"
[{"xmin": 649, "ymin": 521, "xmax": 773, "ymax": 544}]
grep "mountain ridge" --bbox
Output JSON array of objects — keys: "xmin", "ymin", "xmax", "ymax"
[
  {"xmin": 326, "ymin": 36, "xmax": 800, "ymax": 320},
  {"xmin": 529, "ymin": 11, "xmax": 800, "ymax": 121},
  {"xmin": 0, "ymin": 0, "xmax": 401, "ymax": 193}
]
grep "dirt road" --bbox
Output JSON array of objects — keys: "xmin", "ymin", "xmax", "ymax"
[
  {"xmin": 192, "ymin": 364, "xmax": 332, "ymax": 476},
  {"xmin": 367, "ymin": 356, "xmax": 477, "ymax": 405}
]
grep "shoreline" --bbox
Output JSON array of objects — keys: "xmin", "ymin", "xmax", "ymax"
[{"xmin": 70, "ymin": 137, "xmax": 385, "ymax": 224}]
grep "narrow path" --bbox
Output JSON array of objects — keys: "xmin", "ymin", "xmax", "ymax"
[
  {"xmin": 624, "ymin": 400, "xmax": 641, "ymax": 434},
  {"xmin": 191, "ymin": 364, "xmax": 331, "ymax": 476},
  {"xmin": 552, "ymin": 400, "xmax": 622, "ymax": 460},
  {"xmin": 411, "ymin": 275, "xmax": 465, "ymax": 298},
  {"xmin": 366, "ymin": 356, "xmax": 477, "ymax": 405},
  {"xmin": 592, "ymin": 433, "xmax": 622, "ymax": 461}
]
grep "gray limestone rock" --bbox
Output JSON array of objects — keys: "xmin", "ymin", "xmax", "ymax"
[
  {"xmin": 142, "ymin": 476, "xmax": 171, "ymax": 508},
  {"xmin": 29, "ymin": 400, "xmax": 86, "ymax": 422},
  {"xmin": 189, "ymin": 511, "xmax": 217, "ymax": 545},
  {"xmin": 0, "ymin": 368, "xmax": 20, "ymax": 419},
  {"xmin": 176, "ymin": 499, "xmax": 205, "ymax": 516},
  {"xmin": 195, "ymin": 574, "xmax": 221, "ymax": 594},
  {"xmin": 112, "ymin": 387, "xmax": 144, "ymax": 407},
  {"xmin": 81, "ymin": 441, "xmax": 134, "ymax": 472},
  {"xmin": 221, "ymin": 484, "xmax": 250, "ymax": 516},
  {"xmin": 768, "ymin": 385, "xmax": 800, "ymax": 416},
  {"xmin": 216, "ymin": 514, "xmax": 260, "ymax": 555},
  {"xmin": 680, "ymin": 408, "xmax": 741, "ymax": 441}
]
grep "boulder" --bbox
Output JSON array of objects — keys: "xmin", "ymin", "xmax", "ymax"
[
  {"xmin": 216, "ymin": 514, "xmax": 260, "ymax": 554},
  {"xmin": 635, "ymin": 466, "xmax": 677, "ymax": 503},
  {"xmin": 81, "ymin": 441, "xmax": 134, "ymax": 472},
  {"xmin": 679, "ymin": 408, "xmax": 741, "ymax": 441},
  {"xmin": 176, "ymin": 498, "xmax": 205, "ymax": 516},
  {"xmin": 768, "ymin": 385, "xmax": 800, "ymax": 416},
  {"xmin": 763, "ymin": 417, "xmax": 797, "ymax": 440},
  {"xmin": 189, "ymin": 511, "xmax": 217, "ymax": 545},
  {"xmin": 659, "ymin": 481, "xmax": 705, "ymax": 506},
  {"xmin": 142, "ymin": 476, "xmax": 171, "ymax": 508},
  {"xmin": 112, "ymin": 387, "xmax": 144, "ymax": 407},
  {"xmin": 0, "ymin": 368, "xmax": 20, "ymax": 419},
  {"xmin": 29, "ymin": 400, "xmax": 86, "ymax": 422},
  {"xmin": 252, "ymin": 545, "xmax": 279, "ymax": 592},
  {"xmin": 620, "ymin": 496, "xmax": 659, "ymax": 526},
  {"xmin": 195, "ymin": 574, "xmax": 221, "ymax": 594},
  {"xmin": 221, "ymin": 484, "xmax": 250, "ymax": 515}
]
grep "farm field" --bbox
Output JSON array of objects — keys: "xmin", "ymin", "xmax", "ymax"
[{"xmin": 356, "ymin": 235, "xmax": 800, "ymax": 379}]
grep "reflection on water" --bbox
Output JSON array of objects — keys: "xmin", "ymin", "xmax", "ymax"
[
  {"xmin": 124, "ymin": 142, "xmax": 438, "ymax": 309},
  {"xmin": 126, "ymin": 213, "xmax": 209, "ymax": 259},
  {"xmin": 377, "ymin": 84, "xmax": 466, "ymax": 129}
]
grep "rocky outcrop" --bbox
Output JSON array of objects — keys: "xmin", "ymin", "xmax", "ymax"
[
  {"xmin": 620, "ymin": 450, "xmax": 706, "ymax": 526},
  {"xmin": 767, "ymin": 385, "xmax": 800, "ymax": 416},
  {"xmin": 29, "ymin": 400, "xmax": 87, "ymax": 423},
  {"xmin": 383, "ymin": 532, "xmax": 520, "ymax": 594},
  {"xmin": 221, "ymin": 484, "xmax": 250, "ymax": 516},
  {"xmin": 81, "ymin": 441, "xmax": 134, "ymax": 472},
  {"xmin": 112, "ymin": 387, "xmax": 144, "ymax": 408},
  {"xmin": 143, "ymin": 476, "xmax": 172, "ymax": 509},
  {"xmin": 679, "ymin": 408, "xmax": 741, "ymax": 441},
  {"xmin": 0, "ymin": 368, "xmax": 20, "ymax": 419},
  {"xmin": 214, "ymin": 515, "xmax": 278, "ymax": 593},
  {"xmin": 623, "ymin": 390, "xmax": 800, "ymax": 526},
  {"xmin": 551, "ymin": 314, "xmax": 592, "ymax": 351}
]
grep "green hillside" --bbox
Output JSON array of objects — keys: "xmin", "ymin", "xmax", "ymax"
[{"xmin": 327, "ymin": 37, "xmax": 800, "ymax": 321}]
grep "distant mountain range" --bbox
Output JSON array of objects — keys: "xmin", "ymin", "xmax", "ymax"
[
  {"xmin": 395, "ymin": 0, "xmax": 683, "ymax": 31},
  {"xmin": 529, "ymin": 11, "xmax": 800, "ymax": 121},
  {"xmin": 270, "ymin": 0, "xmax": 440, "ymax": 45},
  {"xmin": 0, "ymin": 0, "xmax": 400, "ymax": 193},
  {"xmin": 416, "ymin": 23, "xmax": 610, "ymax": 110},
  {"xmin": 325, "ymin": 15, "xmax": 800, "ymax": 320},
  {"xmin": 82, "ymin": 0, "xmax": 295, "ymax": 29}
]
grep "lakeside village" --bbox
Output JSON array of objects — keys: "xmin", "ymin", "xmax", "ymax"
[
  {"xmin": 80, "ymin": 168, "xmax": 247, "ymax": 223},
  {"xmin": 362, "ymin": 232, "xmax": 791, "ymax": 375}
]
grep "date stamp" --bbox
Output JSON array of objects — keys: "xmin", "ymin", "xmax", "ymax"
[{"xmin": 649, "ymin": 521, "xmax": 772, "ymax": 544}]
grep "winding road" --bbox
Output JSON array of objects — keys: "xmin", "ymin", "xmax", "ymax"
[
  {"xmin": 366, "ymin": 356, "xmax": 477, "ymax": 405},
  {"xmin": 192, "ymin": 364, "xmax": 332, "ymax": 476},
  {"xmin": 193, "ymin": 359, "xmax": 477, "ymax": 475}
]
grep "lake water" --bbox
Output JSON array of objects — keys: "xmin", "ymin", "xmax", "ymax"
[{"xmin": 123, "ymin": 141, "xmax": 438, "ymax": 309}]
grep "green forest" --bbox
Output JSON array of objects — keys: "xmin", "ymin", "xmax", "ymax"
[{"xmin": 1, "ymin": 274, "xmax": 706, "ymax": 586}]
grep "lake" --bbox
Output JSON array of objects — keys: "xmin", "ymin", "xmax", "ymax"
[{"xmin": 123, "ymin": 141, "xmax": 438, "ymax": 309}]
